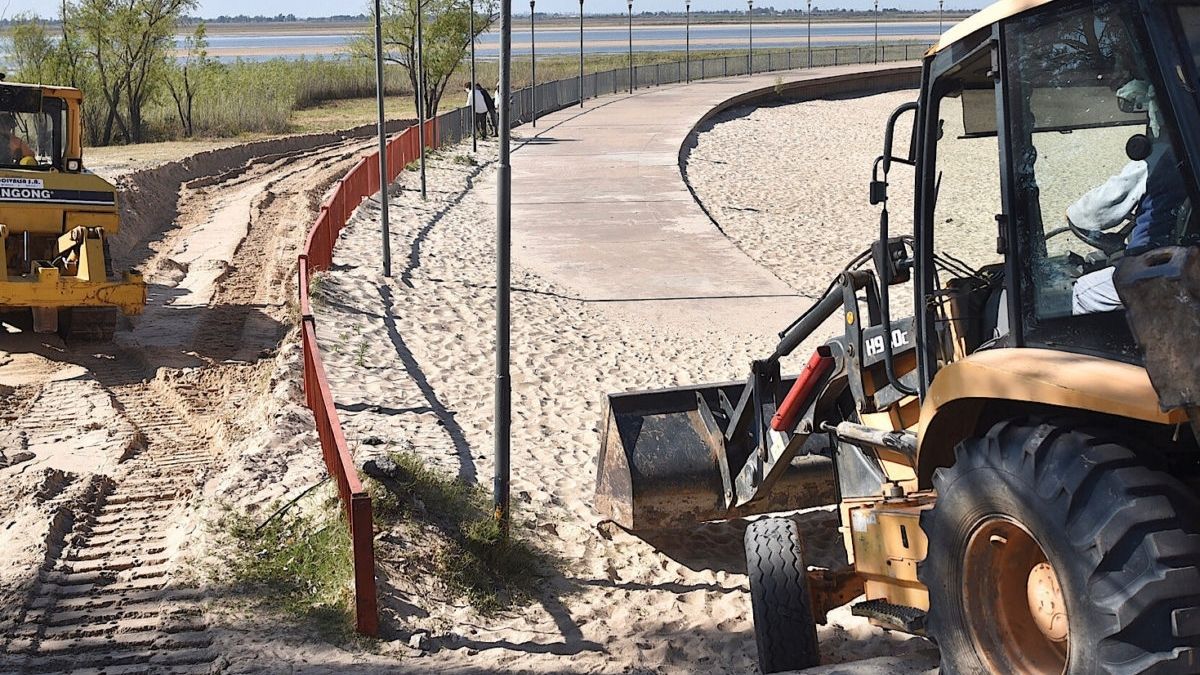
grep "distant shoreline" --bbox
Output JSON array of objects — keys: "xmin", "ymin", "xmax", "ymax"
[{"xmin": 196, "ymin": 15, "xmax": 967, "ymax": 35}]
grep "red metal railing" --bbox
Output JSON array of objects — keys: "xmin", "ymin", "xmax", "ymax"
[{"xmin": 296, "ymin": 117, "xmax": 439, "ymax": 636}]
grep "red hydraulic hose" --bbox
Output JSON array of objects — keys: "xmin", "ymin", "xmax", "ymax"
[{"xmin": 770, "ymin": 345, "xmax": 835, "ymax": 432}]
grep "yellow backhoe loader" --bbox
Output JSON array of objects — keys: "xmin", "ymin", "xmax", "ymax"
[
  {"xmin": 596, "ymin": 0, "xmax": 1200, "ymax": 672},
  {"xmin": 0, "ymin": 79, "xmax": 145, "ymax": 340}
]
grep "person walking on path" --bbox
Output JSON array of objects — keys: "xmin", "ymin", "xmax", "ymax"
[
  {"xmin": 465, "ymin": 82, "xmax": 489, "ymax": 138},
  {"xmin": 477, "ymin": 83, "xmax": 498, "ymax": 136}
]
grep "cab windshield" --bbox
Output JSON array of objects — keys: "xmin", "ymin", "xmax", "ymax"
[
  {"xmin": 1004, "ymin": 0, "xmax": 1199, "ymax": 333},
  {"xmin": 0, "ymin": 87, "xmax": 65, "ymax": 170}
]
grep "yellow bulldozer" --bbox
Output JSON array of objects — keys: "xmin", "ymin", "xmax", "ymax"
[
  {"xmin": 0, "ymin": 79, "xmax": 145, "ymax": 340},
  {"xmin": 596, "ymin": 0, "xmax": 1200, "ymax": 672}
]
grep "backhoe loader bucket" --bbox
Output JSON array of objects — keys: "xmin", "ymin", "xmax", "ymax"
[{"xmin": 595, "ymin": 380, "xmax": 837, "ymax": 532}]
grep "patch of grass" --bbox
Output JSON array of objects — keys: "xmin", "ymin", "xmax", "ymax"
[
  {"xmin": 307, "ymin": 271, "xmax": 329, "ymax": 306},
  {"xmin": 369, "ymin": 452, "xmax": 547, "ymax": 614},
  {"xmin": 217, "ymin": 488, "xmax": 355, "ymax": 636},
  {"xmin": 452, "ymin": 153, "xmax": 477, "ymax": 167},
  {"xmin": 288, "ymin": 95, "xmax": 418, "ymax": 135}
]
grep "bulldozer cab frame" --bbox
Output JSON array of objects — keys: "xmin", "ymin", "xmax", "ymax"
[{"xmin": 908, "ymin": 0, "xmax": 1200, "ymax": 385}]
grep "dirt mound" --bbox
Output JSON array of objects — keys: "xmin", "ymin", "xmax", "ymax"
[{"xmin": 108, "ymin": 119, "xmax": 413, "ymax": 272}]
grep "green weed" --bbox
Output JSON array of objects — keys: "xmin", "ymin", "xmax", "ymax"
[
  {"xmin": 369, "ymin": 452, "xmax": 546, "ymax": 614},
  {"xmin": 217, "ymin": 489, "xmax": 355, "ymax": 636}
]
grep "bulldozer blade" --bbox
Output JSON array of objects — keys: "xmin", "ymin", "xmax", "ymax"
[{"xmin": 595, "ymin": 380, "xmax": 837, "ymax": 532}]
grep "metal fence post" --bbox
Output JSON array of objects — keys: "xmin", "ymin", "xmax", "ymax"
[{"xmin": 724, "ymin": 56, "xmax": 728, "ymax": 77}]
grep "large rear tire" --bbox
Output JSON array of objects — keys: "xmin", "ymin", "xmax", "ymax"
[
  {"xmin": 919, "ymin": 418, "xmax": 1200, "ymax": 674},
  {"xmin": 744, "ymin": 516, "xmax": 820, "ymax": 673}
]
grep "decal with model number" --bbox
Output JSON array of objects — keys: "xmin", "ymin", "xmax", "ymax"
[
  {"xmin": 0, "ymin": 187, "xmax": 114, "ymax": 205},
  {"xmin": 864, "ymin": 327, "xmax": 911, "ymax": 358}
]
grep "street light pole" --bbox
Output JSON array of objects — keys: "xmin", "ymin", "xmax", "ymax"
[
  {"xmin": 807, "ymin": 0, "xmax": 812, "ymax": 68},
  {"xmin": 494, "ymin": 0, "xmax": 513, "ymax": 537},
  {"xmin": 627, "ymin": 0, "xmax": 633, "ymax": 94},
  {"xmin": 685, "ymin": 0, "xmax": 690, "ymax": 82},
  {"xmin": 417, "ymin": 0, "xmax": 427, "ymax": 200},
  {"xmin": 469, "ymin": 0, "xmax": 477, "ymax": 152},
  {"xmin": 374, "ymin": 0, "xmax": 391, "ymax": 277},
  {"xmin": 579, "ymin": 0, "xmax": 584, "ymax": 107},
  {"xmin": 530, "ymin": 0, "xmax": 537, "ymax": 127},
  {"xmin": 873, "ymin": 0, "xmax": 879, "ymax": 65},
  {"xmin": 747, "ymin": 0, "xmax": 753, "ymax": 75},
  {"xmin": 938, "ymin": 0, "xmax": 944, "ymax": 34}
]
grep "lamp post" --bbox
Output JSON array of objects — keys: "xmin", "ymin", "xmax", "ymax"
[
  {"xmin": 685, "ymin": 0, "xmax": 690, "ymax": 82},
  {"xmin": 579, "ymin": 0, "xmax": 584, "ymax": 107},
  {"xmin": 807, "ymin": 0, "xmax": 812, "ymax": 68},
  {"xmin": 938, "ymin": 0, "xmax": 944, "ymax": 34},
  {"xmin": 373, "ymin": 0, "xmax": 391, "ymax": 276},
  {"xmin": 417, "ymin": 0, "xmax": 427, "ymax": 200},
  {"xmin": 873, "ymin": 0, "xmax": 879, "ymax": 65},
  {"xmin": 747, "ymin": 0, "xmax": 753, "ymax": 75},
  {"xmin": 469, "ymin": 0, "xmax": 477, "ymax": 152},
  {"xmin": 495, "ymin": 0, "xmax": 513, "ymax": 537},
  {"xmin": 530, "ymin": 0, "xmax": 537, "ymax": 127},
  {"xmin": 627, "ymin": 0, "xmax": 633, "ymax": 94}
]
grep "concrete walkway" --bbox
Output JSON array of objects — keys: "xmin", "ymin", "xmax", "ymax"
[{"xmin": 494, "ymin": 64, "xmax": 916, "ymax": 335}]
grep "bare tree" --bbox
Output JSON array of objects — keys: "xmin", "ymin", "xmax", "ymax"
[{"xmin": 167, "ymin": 22, "xmax": 215, "ymax": 137}]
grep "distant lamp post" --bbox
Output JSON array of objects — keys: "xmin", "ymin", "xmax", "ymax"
[
  {"xmin": 747, "ymin": 0, "xmax": 754, "ymax": 75},
  {"xmin": 873, "ymin": 0, "xmax": 879, "ymax": 65},
  {"xmin": 469, "ymin": 0, "xmax": 477, "ymax": 152},
  {"xmin": 685, "ymin": 0, "xmax": 691, "ymax": 82},
  {"xmin": 530, "ymin": 0, "xmax": 537, "ymax": 127},
  {"xmin": 417, "ymin": 0, "xmax": 426, "ymax": 200},
  {"xmin": 373, "ymin": 0, "xmax": 391, "ymax": 276},
  {"xmin": 579, "ymin": 0, "xmax": 584, "ymax": 107},
  {"xmin": 807, "ymin": 0, "xmax": 813, "ymax": 68},
  {"xmin": 627, "ymin": 0, "xmax": 634, "ymax": 94},
  {"xmin": 938, "ymin": 0, "xmax": 944, "ymax": 34}
]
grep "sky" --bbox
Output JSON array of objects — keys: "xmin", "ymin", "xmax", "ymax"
[{"xmin": 2, "ymin": 0, "xmax": 987, "ymax": 20}]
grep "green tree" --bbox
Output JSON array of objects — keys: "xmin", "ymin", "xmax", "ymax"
[
  {"xmin": 358, "ymin": 0, "xmax": 495, "ymax": 120},
  {"xmin": 8, "ymin": 14, "xmax": 58, "ymax": 85},
  {"xmin": 65, "ymin": 0, "xmax": 196, "ymax": 144}
]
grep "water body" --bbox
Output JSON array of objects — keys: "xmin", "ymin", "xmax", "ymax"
[{"xmin": 193, "ymin": 21, "xmax": 942, "ymax": 61}]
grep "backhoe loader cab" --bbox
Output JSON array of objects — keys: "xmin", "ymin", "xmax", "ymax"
[
  {"xmin": 0, "ymin": 81, "xmax": 145, "ymax": 340},
  {"xmin": 595, "ymin": 0, "xmax": 1200, "ymax": 672}
]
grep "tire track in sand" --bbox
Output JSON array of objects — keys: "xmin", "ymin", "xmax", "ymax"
[{"xmin": 0, "ymin": 137, "xmax": 369, "ymax": 673}]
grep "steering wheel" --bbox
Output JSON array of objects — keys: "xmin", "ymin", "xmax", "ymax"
[
  {"xmin": 1044, "ymin": 214, "xmax": 1136, "ymax": 257},
  {"xmin": 1066, "ymin": 215, "xmax": 1136, "ymax": 256}
]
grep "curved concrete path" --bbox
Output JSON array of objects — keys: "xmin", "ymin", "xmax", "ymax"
[{"xmin": 491, "ymin": 64, "xmax": 918, "ymax": 335}]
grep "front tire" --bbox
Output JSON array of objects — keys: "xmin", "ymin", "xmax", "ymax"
[
  {"xmin": 745, "ymin": 516, "xmax": 820, "ymax": 673},
  {"xmin": 919, "ymin": 418, "xmax": 1200, "ymax": 674}
]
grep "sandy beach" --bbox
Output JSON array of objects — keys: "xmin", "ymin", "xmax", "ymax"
[{"xmin": 300, "ymin": 85, "xmax": 945, "ymax": 670}]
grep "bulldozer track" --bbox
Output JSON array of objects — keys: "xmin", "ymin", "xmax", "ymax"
[
  {"xmin": 1, "ymin": 374, "xmax": 216, "ymax": 674},
  {"xmin": 1, "ymin": 136, "xmax": 369, "ymax": 673}
]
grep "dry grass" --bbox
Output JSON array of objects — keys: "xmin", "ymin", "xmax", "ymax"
[{"xmin": 289, "ymin": 96, "xmax": 419, "ymax": 135}]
